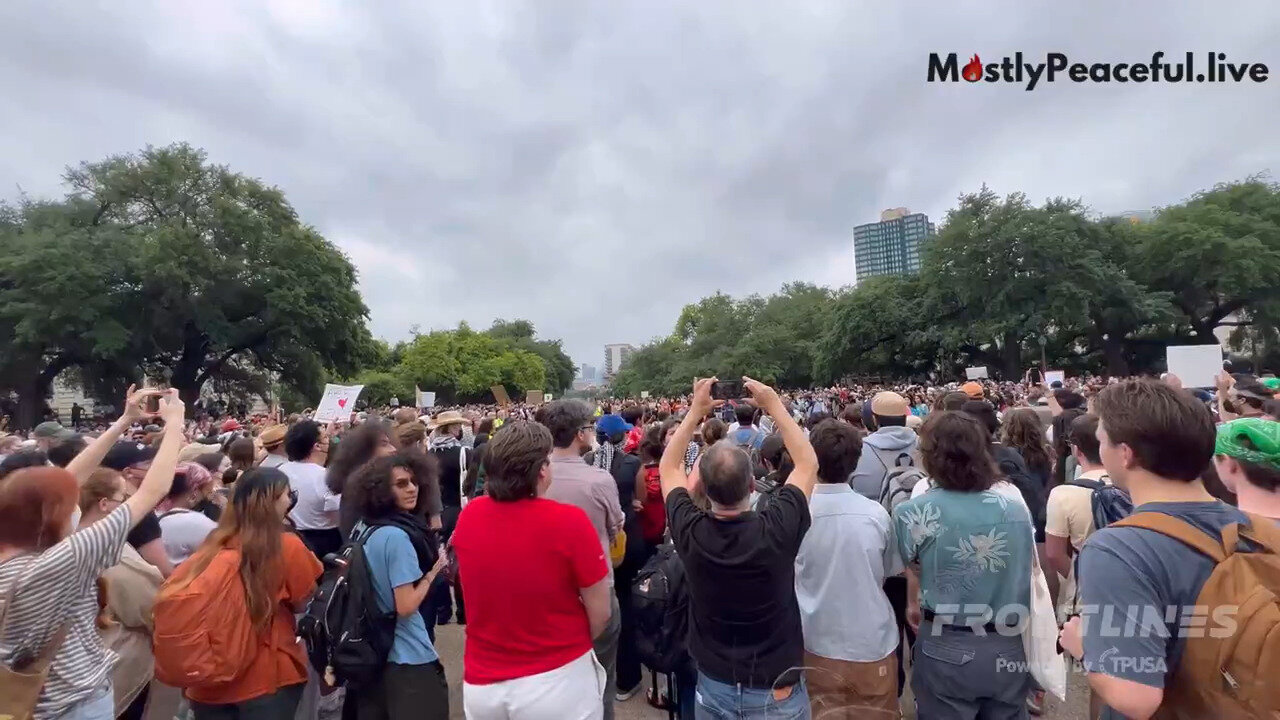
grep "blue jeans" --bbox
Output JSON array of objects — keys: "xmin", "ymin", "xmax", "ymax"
[
  {"xmin": 60, "ymin": 683, "xmax": 114, "ymax": 720},
  {"xmin": 694, "ymin": 673, "xmax": 809, "ymax": 719}
]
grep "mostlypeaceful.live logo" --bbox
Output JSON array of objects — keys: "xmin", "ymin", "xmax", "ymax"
[{"xmin": 928, "ymin": 52, "xmax": 1270, "ymax": 91}]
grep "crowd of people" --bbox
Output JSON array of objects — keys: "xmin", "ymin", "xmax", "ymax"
[{"xmin": 0, "ymin": 368, "xmax": 1279, "ymax": 720}]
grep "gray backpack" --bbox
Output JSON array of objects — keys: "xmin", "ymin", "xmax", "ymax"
[{"xmin": 870, "ymin": 446, "xmax": 925, "ymax": 513}]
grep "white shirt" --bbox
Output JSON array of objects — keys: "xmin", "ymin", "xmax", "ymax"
[
  {"xmin": 281, "ymin": 460, "xmax": 340, "ymax": 530},
  {"xmin": 158, "ymin": 508, "xmax": 217, "ymax": 567},
  {"xmin": 794, "ymin": 484, "xmax": 903, "ymax": 662}
]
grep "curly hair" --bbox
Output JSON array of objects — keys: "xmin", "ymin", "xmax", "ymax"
[
  {"xmin": 1000, "ymin": 408, "xmax": 1053, "ymax": 479},
  {"xmin": 919, "ymin": 411, "xmax": 999, "ymax": 493},
  {"xmin": 346, "ymin": 450, "xmax": 440, "ymax": 521},
  {"xmin": 326, "ymin": 422, "xmax": 392, "ymax": 495}
]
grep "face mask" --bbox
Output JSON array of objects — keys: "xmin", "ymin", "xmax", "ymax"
[{"xmin": 68, "ymin": 504, "xmax": 82, "ymax": 532}]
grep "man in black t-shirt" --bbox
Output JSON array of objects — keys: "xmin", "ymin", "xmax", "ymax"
[
  {"xmin": 660, "ymin": 376, "xmax": 818, "ymax": 718},
  {"xmin": 101, "ymin": 441, "xmax": 173, "ymax": 577}
]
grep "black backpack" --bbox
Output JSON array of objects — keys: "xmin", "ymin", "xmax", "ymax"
[
  {"xmin": 632, "ymin": 543, "xmax": 689, "ymax": 674},
  {"xmin": 1066, "ymin": 476, "xmax": 1133, "ymax": 530},
  {"xmin": 297, "ymin": 525, "xmax": 397, "ymax": 689}
]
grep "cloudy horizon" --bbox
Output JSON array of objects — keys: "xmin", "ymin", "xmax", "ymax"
[{"xmin": 3, "ymin": 1, "xmax": 1278, "ymax": 371}]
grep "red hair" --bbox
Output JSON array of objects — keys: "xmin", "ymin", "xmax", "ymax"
[{"xmin": 0, "ymin": 466, "xmax": 79, "ymax": 551}]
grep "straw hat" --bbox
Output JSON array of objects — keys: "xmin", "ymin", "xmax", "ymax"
[{"xmin": 428, "ymin": 410, "xmax": 470, "ymax": 431}]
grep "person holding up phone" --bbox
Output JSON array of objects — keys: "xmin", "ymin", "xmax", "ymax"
[
  {"xmin": 0, "ymin": 388, "xmax": 184, "ymax": 720},
  {"xmin": 658, "ymin": 377, "xmax": 819, "ymax": 718}
]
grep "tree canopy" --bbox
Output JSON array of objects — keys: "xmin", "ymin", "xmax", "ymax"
[
  {"xmin": 347, "ymin": 319, "xmax": 570, "ymax": 408},
  {"xmin": 613, "ymin": 178, "xmax": 1280, "ymax": 394},
  {"xmin": 1, "ymin": 144, "xmax": 575, "ymax": 426}
]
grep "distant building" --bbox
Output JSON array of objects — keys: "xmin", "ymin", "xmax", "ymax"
[
  {"xmin": 603, "ymin": 344, "xmax": 635, "ymax": 377},
  {"xmin": 853, "ymin": 209, "xmax": 936, "ymax": 282},
  {"xmin": 579, "ymin": 363, "xmax": 597, "ymax": 381}
]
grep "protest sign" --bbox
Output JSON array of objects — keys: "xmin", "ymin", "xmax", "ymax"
[
  {"xmin": 314, "ymin": 384, "xmax": 364, "ymax": 422},
  {"xmin": 491, "ymin": 385, "xmax": 511, "ymax": 406},
  {"xmin": 640, "ymin": 391, "xmax": 651, "ymax": 399},
  {"xmin": 415, "ymin": 387, "xmax": 436, "ymax": 408},
  {"xmin": 1166, "ymin": 344, "xmax": 1224, "ymax": 389},
  {"xmin": 526, "ymin": 390, "xmax": 544, "ymax": 405},
  {"xmin": 1044, "ymin": 370, "xmax": 1065, "ymax": 387},
  {"xmin": 965, "ymin": 366, "xmax": 989, "ymax": 380}
]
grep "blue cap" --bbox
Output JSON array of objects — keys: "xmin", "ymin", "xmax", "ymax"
[{"xmin": 596, "ymin": 414, "xmax": 633, "ymax": 436}]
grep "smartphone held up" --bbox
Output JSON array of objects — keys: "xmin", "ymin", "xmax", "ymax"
[{"xmin": 711, "ymin": 379, "xmax": 744, "ymax": 401}]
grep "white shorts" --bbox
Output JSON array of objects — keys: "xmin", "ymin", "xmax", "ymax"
[{"xmin": 463, "ymin": 649, "xmax": 606, "ymax": 720}]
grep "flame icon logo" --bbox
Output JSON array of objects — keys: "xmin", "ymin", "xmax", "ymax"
[{"xmin": 962, "ymin": 54, "xmax": 983, "ymax": 82}]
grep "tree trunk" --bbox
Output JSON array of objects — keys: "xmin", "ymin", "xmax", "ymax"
[
  {"xmin": 1102, "ymin": 334, "xmax": 1129, "ymax": 377},
  {"xmin": 170, "ymin": 363, "xmax": 204, "ymax": 405},
  {"xmin": 13, "ymin": 358, "xmax": 69, "ymax": 431},
  {"xmin": 14, "ymin": 382, "xmax": 44, "ymax": 432},
  {"xmin": 1001, "ymin": 331, "xmax": 1022, "ymax": 379}
]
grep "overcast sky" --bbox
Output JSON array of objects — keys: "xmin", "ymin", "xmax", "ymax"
[{"xmin": 3, "ymin": 1, "xmax": 1279, "ymax": 370}]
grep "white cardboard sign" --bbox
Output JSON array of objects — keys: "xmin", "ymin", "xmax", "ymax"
[
  {"xmin": 965, "ymin": 366, "xmax": 989, "ymax": 380},
  {"xmin": 416, "ymin": 390, "xmax": 436, "ymax": 408},
  {"xmin": 1044, "ymin": 370, "xmax": 1065, "ymax": 387},
  {"xmin": 1166, "ymin": 345, "xmax": 1223, "ymax": 389},
  {"xmin": 314, "ymin": 384, "xmax": 364, "ymax": 422}
]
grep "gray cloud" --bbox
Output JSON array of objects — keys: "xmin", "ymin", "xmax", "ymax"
[{"xmin": 3, "ymin": 0, "xmax": 1280, "ymax": 369}]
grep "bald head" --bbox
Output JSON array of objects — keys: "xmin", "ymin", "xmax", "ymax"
[{"xmin": 700, "ymin": 441, "xmax": 753, "ymax": 507}]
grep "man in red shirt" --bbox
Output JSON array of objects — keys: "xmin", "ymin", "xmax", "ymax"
[{"xmin": 452, "ymin": 421, "xmax": 614, "ymax": 719}]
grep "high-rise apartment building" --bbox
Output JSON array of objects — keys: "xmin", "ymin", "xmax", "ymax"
[
  {"xmin": 579, "ymin": 363, "xmax": 597, "ymax": 381},
  {"xmin": 853, "ymin": 208, "xmax": 936, "ymax": 282},
  {"xmin": 603, "ymin": 344, "xmax": 635, "ymax": 377}
]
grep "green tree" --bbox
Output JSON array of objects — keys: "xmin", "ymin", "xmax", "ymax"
[
  {"xmin": 1136, "ymin": 179, "xmax": 1280, "ymax": 339},
  {"xmin": 485, "ymin": 319, "xmax": 575, "ymax": 394},
  {"xmin": 0, "ymin": 199, "xmax": 142, "ymax": 428},
  {"xmin": 399, "ymin": 326, "xmax": 547, "ymax": 403},
  {"xmin": 814, "ymin": 275, "xmax": 932, "ymax": 382},
  {"xmin": 63, "ymin": 143, "xmax": 373, "ymax": 404}
]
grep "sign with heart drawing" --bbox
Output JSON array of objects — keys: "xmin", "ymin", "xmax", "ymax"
[{"xmin": 314, "ymin": 383, "xmax": 364, "ymax": 422}]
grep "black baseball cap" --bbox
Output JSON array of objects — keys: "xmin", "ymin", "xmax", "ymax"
[{"xmin": 101, "ymin": 442, "xmax": 158, "ymax": 471}]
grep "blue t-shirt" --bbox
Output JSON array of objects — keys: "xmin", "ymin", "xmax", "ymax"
[
  {"xmin": 363, "ymin": 525, "xmax": 439, "ymax": 665},
  {"xmin": 1077, "ymin": 501, "xmax": 1248, "ymax": 720},
  {"xmin": 893, "ymin": 486, "xmax": 1033, "ymax": 625}
]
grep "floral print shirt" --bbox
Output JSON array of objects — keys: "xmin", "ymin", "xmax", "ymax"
[{"xmin": 893, "ymin": 486, "xmax": 1033, "ymax": 626}]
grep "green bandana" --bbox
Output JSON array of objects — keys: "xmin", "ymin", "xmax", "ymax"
[
  {"xmin": 1261, "ymin": 377, "xmax": 1280, "ymax": 391},
  {"xmin": 1216, "ymin": 418, "xmax": 1280, "ymax": 470}
]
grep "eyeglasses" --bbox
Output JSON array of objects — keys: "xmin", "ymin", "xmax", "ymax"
[{"xmin": 579, "ymin": 424, "xmax": 596, "ymax": 433}]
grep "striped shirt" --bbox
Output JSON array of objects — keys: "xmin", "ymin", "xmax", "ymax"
[{"xmin": 0, "ymin": 504, "xmax": 132, "ymax": 718}]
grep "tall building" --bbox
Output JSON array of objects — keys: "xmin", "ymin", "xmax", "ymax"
[
  {"xmin": 579, "ymin": 363, "xmax": 597, "ymax": 381},
  {"xmin": 853, "ymin": 208, "xmax": 936, "ymax": 283},
  {"xmin": 603, "ymin": 344, "xmax": 635, "ymax": 377}
]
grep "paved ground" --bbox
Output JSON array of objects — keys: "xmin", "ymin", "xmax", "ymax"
[{"xmin": 431, "ymin": 623, "xmax": 1093, "ymax": 719}]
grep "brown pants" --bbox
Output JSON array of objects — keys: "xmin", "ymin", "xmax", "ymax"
[{"xmin": 805, "ymin": 651, "xmax": 900, "ymax": 719}]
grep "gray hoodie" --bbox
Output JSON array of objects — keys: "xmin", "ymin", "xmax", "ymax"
[{"xmin": 849, "ymin": 426, "xmax": 920, "ymax": 500}]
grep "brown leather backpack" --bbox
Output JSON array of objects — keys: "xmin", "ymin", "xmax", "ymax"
[{"xmin": 1109, "ymin": 512, "xmax": 1280, "ymax": 720}]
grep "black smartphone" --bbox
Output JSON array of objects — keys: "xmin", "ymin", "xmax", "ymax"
[
  {"xmin": 711, "ymin": 380, "xmax": 744, "ymax": 401},
  {"xmin": 144, "ymin": 391, "xmax": 162, "ymax": 415}
]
